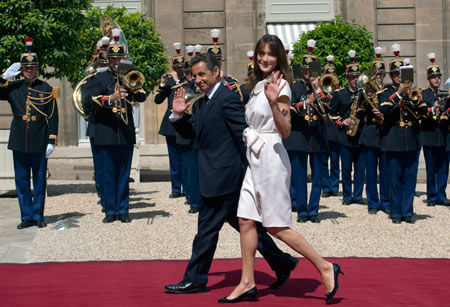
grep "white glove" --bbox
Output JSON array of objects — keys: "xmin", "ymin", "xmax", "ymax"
[
  {"xmin": 2, "ymin": 62, "xmax": 21, "ymax": 80},
  {"xmin": 45, "ymin": 144, "xmax": 55, "ymax": 158}
]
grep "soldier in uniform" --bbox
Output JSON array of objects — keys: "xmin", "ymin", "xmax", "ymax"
[
  {"xmin": 154, "ymin": 52, "xmax": 190, "ymax": 199},
  {"xmin": 82, "ymin": 41, "xmax": 147, "ymax": 223},
  {"xmin": 0, "ymin": 37, "xmax": 58, "ymax": 229},
  {"xmin": 321, "ymin": 55, "xmax": 341, "ymax": 198},
  {"xmin": 358, "ymin": 48, "xmax": 390, "ymax": 215},
  {"xmin": 378, "ymin": 49, "xmax": 427, "ymax": 224},
  {"xmin": 420, "ymin": 53, "xmax": 449, "ymax": 206},
  {"xmin": 285, "ymin": 49, "xmax": 330, "ymax": 223},
  {"xmin": 330, "ymin": 51, "xmax": 365, "ymax": 205}
]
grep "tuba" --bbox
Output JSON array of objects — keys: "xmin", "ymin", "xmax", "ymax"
[
  {"xmin": 357, "ymin": 67, "xmax": 382, "ymax": 110},
  {"xmin": 184, "ymin": 88, "xmax": 204, "ymax": 115},
  {"xmin": 319, "ymin": 73, "xmax": 339, "ymax": 94},
  {"xmin": 72, "ymin": 74, "xmax": 92, "ymax": 119}
]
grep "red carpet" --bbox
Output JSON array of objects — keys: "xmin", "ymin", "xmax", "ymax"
[{"xmin": 1, "ymin": 257, "xmax": 449, "ymax": 307}]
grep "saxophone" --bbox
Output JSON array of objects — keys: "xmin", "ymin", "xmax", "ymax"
[{"xmin": 345, "ymin": 92, "xmax": 360, "ymax": 137}]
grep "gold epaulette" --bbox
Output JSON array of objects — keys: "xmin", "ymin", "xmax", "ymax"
[
  {"xmin": 227, "ymin": 75, "xmax": 240, "ymax": 84},
  {"xmin": 335, "ymin": 87, "xmax": 345, "ymax": 92},
  {"xmin": 171, "ymin": 81, "xmax": 188, "ymax": 90},
  {"xmin": 376, "ymin": 88, "xmax": 388, "ymax": 94}
]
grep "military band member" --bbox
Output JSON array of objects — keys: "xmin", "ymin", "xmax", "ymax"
[
  {"xmin": 420, "ymin": 53, "xmax": 449, "ymax": 206},
  {"xmin": 378, "ymin": 49, "xmax": 428, "ymax": 224},
  {"xmin": 285, "ymin": 49, "xmax": 330, "ymax": 223},
  {"xmin": 0, "ymin": 37, "xmax": 59, "ymax": 229},
  {"xmin": 154, "ymin": 51, "xmax": 190, "ymax": 199},
  {"xmin": 358, "ymin": 48, "xmax": 390, "ymax": 215},
  {"xmin": 330, "ymin": 51, "xmax": 365, "ymax": 205},
  {"xmin": 321, "ymin": 55, "xmax": 341, "ymax": 198},
  {"xmin": 82, "ymin": 41, "xmax": 147, "ymax": 223}
]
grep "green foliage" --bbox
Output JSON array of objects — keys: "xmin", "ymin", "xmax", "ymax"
[
  {"xmin": 0, "ymin": 0, "xmax": 92, "ymax": 80},
  {"xmin": 292, "ymin": 17, "xmax": 375, "ymax": 86},
  {"xmin": 0, "ymin": 2, "xmax": 167, "ymax": 93},
  {"xmin": 76, "ymin": 5, "xmax": 168, "ymax": 93}
]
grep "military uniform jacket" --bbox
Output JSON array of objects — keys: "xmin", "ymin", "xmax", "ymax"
[
  {"xmin": 283, "ymin": 80, "xmax": 329, "ymax": 152},
  {"xmin": 154, "ymin": 77, "xmax": 196, "ymax": 142},
  {"xmin": 440, "ymin": 97, "xmax": 450, "ymax": 151},
  {"xmin": 357, "ymin": 90, "xmax": 385, "ymax": 149},
  {"xmin": 420, "ymin": 87, "xmax": 446, "ymax": 147},
  {"xmin": 329, "ymin": 87, "xmax": 362, "ymax": 147},
  {"xmin": 0, "ymin": 77, "xmax": 58, "ymax": 153},
  {"xmin": 82, "ymin": 70, "xmax": 146, "ymax": 146},
  {"xmin": 223, "ymin": 75, "xmax": 245, "ymax": 104},
  {"xmin": 378, "ymin": 84, "xmax": 427, "ymax": 152}
]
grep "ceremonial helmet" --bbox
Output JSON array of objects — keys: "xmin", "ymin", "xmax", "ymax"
[
  {"xmin": 389, "ymin": 43, "xmax": 403, "ymax": 73},
  {"xmin": 106, "ymin": 29, "xmax": 127, "ymax": 58},
  {"xmin": 323, "ymin": 55, "xmax": 337, "ymax": 75},
  {"xmin": 206, "ymin": 29, "xmax": 222, "ymax": 60},
  {"xmin": 345, "ymin": 50, "xmax": 360, "ymax": 76},
  {"xmin": 371, "ymin": 47, "xmax": 386, "ymax": 73},
  {"xmin": 172, "ymin": 42, "xmax": 185, "ymax": 68},
  {"xmin": 426, "ymin": 53, "xmax": 441, "ymax": 77},
  {"xmin": 301, "ymin": 39, "xmax": 318, "ymax": 68},
  {"xmin": 20, "ymin": 37, "xmax": 38, "ymax": 67}
]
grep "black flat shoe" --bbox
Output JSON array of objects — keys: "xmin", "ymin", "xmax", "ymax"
[
  {"xmin": 368, "ymin": 208, "xmax": 378, "ymax": 215},
  {"xmin": 392, "ymin": 218, "xmax": 402, "ymax": 224},
  {"xmin": 270, "ymin": 255, "xmax": 298, "ymax": 289},
  {"xmin": 296, "ymin": 215, "xmax": 308, "ymax": 223},
  {"xmin": 326, "ymin": 263, "xmax": 345, "ymax": 304},
  {"xmin": 164, "ymin": 280, "xmax": 206, "ymax": 294},
  {"xmin": 188, "ymin": 207, "xmax": 199, "ymax": 214},
  {"xmin": 403, "ymin": 216, "xmax": 414, "ymax": 224},
  {"xmin": 322, "ymin": 192, "xmax": 331, "ymax": 198},
  {"xmin": 218, "ymin": 287, "xmax": 257, "ymax": 303},
  {"xmin": 309, "ymin": 215, "xmax": 320, "ymax": 223},
  {"xmin": 342, "ymin": 200, "xmax": 351, "ymax": 206},
  {"xmin": 169, "ymin": 192, "xmax": 182, "ymax": 198},
  {"xmin": 17, "ymin": 220, "xmax": 34, "ymax": 229}
]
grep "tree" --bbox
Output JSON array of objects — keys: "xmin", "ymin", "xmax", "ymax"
[
  {"xmin": 292, "ymin": 17, "xmax": 374, "ymax": 86},
  {"xmin": 0, "ymin": 1, "xmax": 168, "ymax": 93},
  {"xmin": 0, "ymin": 0, "xmax": 92, "ymax": 80},
  {"xmin": 75, "ymin": 5, "xmax": 168, "ymax": 93}
]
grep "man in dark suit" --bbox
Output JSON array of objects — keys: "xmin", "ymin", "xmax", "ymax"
[{"xmin": 164, "ymin": 53, "xmax": 297, "ymax": 294}]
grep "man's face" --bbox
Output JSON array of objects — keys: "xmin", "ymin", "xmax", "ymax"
[
  {"xmin": 173, "ymin": 66, "xmax": 185, "ymax": 79},
  {"xmin": 346, "ymin": 74, "xmax": 359, "ymax": 89},
  {"xmin": 301, "ymin": 67, "xmax": 309, "ymax": 81},
  {"xmin": 192, "ymin": 61, "xmax": 219, "ymax": 93},
  {"xmin": 108, "ymin": 57, "xmax": 122, "ymax": 72},
  {"xmin": 390, "ymin": 71, "xmax": 400, "ymax": 85},
  {"xmin": 21, "ymin": 66, "xmax": 38, "ymax": 81},
  {"xmin": 428, "ymin": 74, "xmax": 441, "ymax": 88},
  {"xmin": 376, "ymin": 72, "xmax": 386, "ymax": 85}
]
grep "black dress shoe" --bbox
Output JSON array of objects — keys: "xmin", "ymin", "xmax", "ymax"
[
  {"xmin": 329, "ymin": 191, "xmax": 338, "ymax": 197},
  {"xmin": 309, "ymin": 215, "xmax": 320, "ymax": 223},
  {"xmin": 184, "ymin": 199, "xmax": 190, "ymax": 205},
  {"xmin": 17, "ymin": 220, "xmax": 34, "ymax": 229},
  {"xmin": 291, "ymin": 206, "xmax": 298, "ymax": 212},
  {"xmin": 218, "ymin": 287, "xmax": 257, "ymax": 303},
  {"xmin": 326, "ymin": 263, "xmax": 345, "ymax": 304},
  {"xmin": 103, "ymin": 215, "xmax": 116, "ymax": 223},
  {"xmin": 322, "ymin": 192, "xmax": 331, "ymax": 198},
  {"xmin": 392, "ymin": 218, "xmax": 402, "ymax": 224},
  {"xmin": 368, "ymin": 208, "xmax": 378, "ymax": 215},
  {"xmin": 296, "ymin": 215, "xmax": 308, "ymax": 223},
  {"xmin": 188, "ymin": 207, "xmax": 199, "ymax": 214},
  {"xmin": 169, "ymin": 192, "xmax": 182, "ymax": 198},
  {"xmin": 342, "ymin": 200, "xmax": 351, "ymax": 206},
  {"xmin": 381, "ymin": 208, "xmax": 391, "ymax": 215},
  {"xmin": 164, "ymin": 280, "xmax": 206, "ymax": 294},
  {"xmin": 270, "ymin": 255, "xmax": 299, "ymax": 289},
  {"xmin": 118, "ymin": 214, "xmax": 131, "ymax": 223},
  {"xmin": 403, "ymin": 216, "xmax": 414, "ymax": 224},
  {"xmin": 34, "ymin": 220, "xmax": 47, "ymax": 228},
  {"xmin": 427, "ymin": 202, "xmax": 436, "ymax": 207},
  {"xmin": 101, "ymin": 207, "xmax": 105, "ymax": 213},
  {"xmin": 97, "ymin": 199, "xmax": 102, "ymax": 205},
  {"xmin": 352, "ymin": 199, "xmax": 365, "ymax": 205}
]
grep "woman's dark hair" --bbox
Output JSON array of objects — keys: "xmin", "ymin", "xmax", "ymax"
[{"xmin": 246, "ymin": 34, "xmax": 293, "ymax": 91}]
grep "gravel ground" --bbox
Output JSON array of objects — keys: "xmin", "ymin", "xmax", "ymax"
[{"xmin": 27, "ymin": 180, "xmax": 450, "ymax": 263}]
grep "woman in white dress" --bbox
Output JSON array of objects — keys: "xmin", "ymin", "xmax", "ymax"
[{"xmin": 218, "ymin": 35, "xmax": 344, "ymax": 304}]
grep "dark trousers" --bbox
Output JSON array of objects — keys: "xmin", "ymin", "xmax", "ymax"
[
  {"xmin": 340, "ymin": 145, "xmax": 365, "ymax": 202},
  {"xmin": 183, "ymin": 190, "xmax": 290, "ymax": 284},
  {"xmin": 423, "ymin": 146, "xmax": 448, "ymax": 204},
  {"xmin": 363, "ymin": 146, "xmax": 390, "ymax": 210},
  {"xmin": 98, "ymin": 145, "xmax": 133, "ymax": 216},
  {"xmin": 166, "ymin": 135, "xmax": 183, "ymax": 194},
  {"xmin": 322, "ymin": 140, "xmax": 340, "ymax": 194},
  {"xmin": 289, "ymin": 150, "xmax": 325, "ymax": 217},
  {"xmin": 386, "ymin": 150, "xmax": 419, "ymax": 219},
  {"xmin": 89, "ymin": 137, "xmax": 103, "ymax": 203},
  {"xmin": 13, "ymin": 150, "xmax": 47, "ymax": 221},
  {"xmin": 186, "ymin": 149, "xmax": 200, "ymax": 208}
]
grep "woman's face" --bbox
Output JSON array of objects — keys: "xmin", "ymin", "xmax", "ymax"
[{"xmin": 257, "ymin": 44, "xmax": 277, "ymax": 77}]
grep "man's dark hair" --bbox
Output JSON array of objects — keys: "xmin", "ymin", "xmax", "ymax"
[{"xmin": 190, "ymin": 53, "xmax": 219, "ymax": 73}]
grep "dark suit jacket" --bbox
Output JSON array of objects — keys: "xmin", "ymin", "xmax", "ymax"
[{"xmin": 172, "ymin": 83, "xmax": 247, "ymax": 197}]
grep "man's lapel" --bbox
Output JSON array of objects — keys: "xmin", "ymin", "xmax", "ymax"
[{"xmin": 197, "ymin": 83, "xmax": 222, "ymax": 135}]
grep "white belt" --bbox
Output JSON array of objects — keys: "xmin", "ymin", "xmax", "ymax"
[{"xmin": 243, "ymin": 128, "xmax": 276, "ymax": 155}]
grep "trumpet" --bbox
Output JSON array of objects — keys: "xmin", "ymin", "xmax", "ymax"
[
  {"xmin": 124, "ymin": 70, "xmax": 145, "ymax": 90},
  {"xmin": 319, "ymin": 73, "xmax": 339, "ymax": 95}
]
